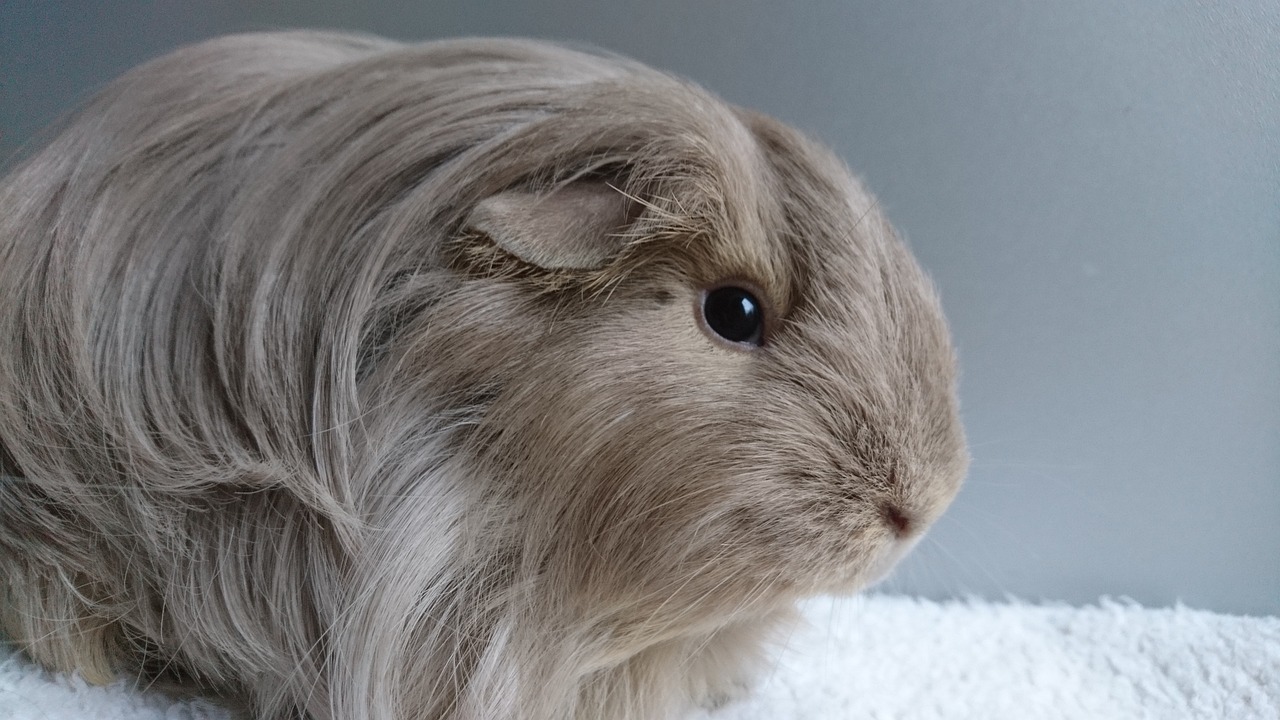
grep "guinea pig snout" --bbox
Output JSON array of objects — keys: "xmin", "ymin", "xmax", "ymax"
[{"xmin": 871, "ymin": 467, "xmax": 926, "ymax": 540}]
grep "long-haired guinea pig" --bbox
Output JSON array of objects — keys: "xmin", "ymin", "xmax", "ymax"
[{"xmin": 0, "ymin": 30, "xmax": 967, "ymax": 720}]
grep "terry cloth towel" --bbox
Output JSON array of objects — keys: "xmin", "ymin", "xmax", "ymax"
[{"xmin": 2, "ymin": 595, "xmax": 1277, "ymax": 719}]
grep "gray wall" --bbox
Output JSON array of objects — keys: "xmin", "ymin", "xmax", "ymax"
[{"xmin": 3, "ymin": 1, "xmax": 1277, "ymax": 615}]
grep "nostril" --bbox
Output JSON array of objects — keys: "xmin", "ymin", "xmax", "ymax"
[{"xmin": 881, "ymin": 504, "xmax": 913, "ymax": 538}]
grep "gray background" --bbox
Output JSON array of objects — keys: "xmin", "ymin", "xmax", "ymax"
[{"xmin": 2, "ymin": 1, "xmax": 1277, "ymax": 615}]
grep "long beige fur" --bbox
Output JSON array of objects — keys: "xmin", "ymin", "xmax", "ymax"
[{"xmin": 0, "ymin": 31, "xmax": 968, "ymax": 720}]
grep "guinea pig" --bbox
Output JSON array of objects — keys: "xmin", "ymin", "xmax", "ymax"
[{"xmin": 0, "ymin": 30, "xmax": 967, "ymax": 720}]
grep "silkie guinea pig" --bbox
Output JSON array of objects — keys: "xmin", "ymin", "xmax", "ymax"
[{"xmin": 0, "ymin": 31, "xmax": 967, "ymax": 720}]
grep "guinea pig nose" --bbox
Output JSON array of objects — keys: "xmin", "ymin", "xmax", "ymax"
[{"xmin": 880, "ymin": 504, "xmax": 914, "ymax": 538}]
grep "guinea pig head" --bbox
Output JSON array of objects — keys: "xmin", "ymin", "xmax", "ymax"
[{"xmin": 385, "ymin": 96, "xmax": 969, "ymax": 646}]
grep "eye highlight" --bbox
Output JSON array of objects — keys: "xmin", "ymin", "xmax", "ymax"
[{"xmin": 701, "ymin": 286, "xmax": 765, "ymax": 346}]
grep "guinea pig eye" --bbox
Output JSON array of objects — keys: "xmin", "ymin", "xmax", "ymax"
[{"xmin": 701, "ymin": 286, "xmax": 764, "ymax": 346}]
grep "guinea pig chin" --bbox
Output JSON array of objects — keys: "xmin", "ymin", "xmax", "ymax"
[
  {"xmin": 863, "ymin": 533, "xmax": 924, "ymax": 590},
  {"xmin": 826, "ymin": 526, "xmax": 919, "ymax": 593}
]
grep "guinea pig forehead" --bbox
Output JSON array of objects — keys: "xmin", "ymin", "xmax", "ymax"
[
  {"xmin": 681, "ymin": 140, "xmax": 797, "ymax": 309},
  {"xmin": 706, "ymin": 199, "xmax": 794, "ymax": 303}
]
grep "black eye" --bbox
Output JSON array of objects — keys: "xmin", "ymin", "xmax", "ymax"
[{"xmin": 702, "ymin": 286, "xmax": 764, "ymax": 346}]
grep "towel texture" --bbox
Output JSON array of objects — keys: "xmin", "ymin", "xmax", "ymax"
[{"xmin": 2, "ymin": 595, "xmax": 1276, "ymax": 719}]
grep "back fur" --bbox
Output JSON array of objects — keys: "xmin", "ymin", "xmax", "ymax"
[{"xmin": 0, "ymin": 31, "xmax": 967, "ymax": 719}]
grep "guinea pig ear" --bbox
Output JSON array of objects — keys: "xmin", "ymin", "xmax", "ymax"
[{"xmin": 465, "ymin": 181, "xmax": 637, "ymax": 270}]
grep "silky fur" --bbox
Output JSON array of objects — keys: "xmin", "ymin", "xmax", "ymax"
[{"xmin": 0, "ymin": 31, "xmax": 968, "ymax": 720}]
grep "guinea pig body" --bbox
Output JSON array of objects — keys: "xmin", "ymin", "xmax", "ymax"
[{"xmin": 0, "ymin": 31, "xmax": 967, "ymax": 720}]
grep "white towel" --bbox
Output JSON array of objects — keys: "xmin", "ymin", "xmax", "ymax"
[{"xmin": 3, "ymin": 595, "xmax": 1276, "ymax": 720}]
